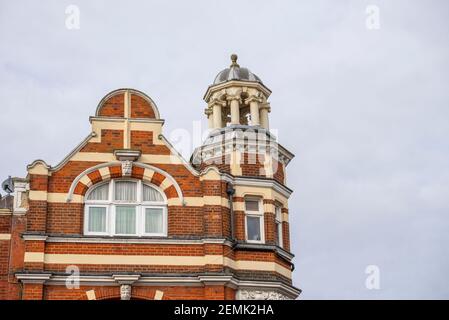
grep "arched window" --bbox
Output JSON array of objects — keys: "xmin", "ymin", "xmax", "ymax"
[{"xmin": 84, "ymin": 179, "xmax": 167, "ymax": 237}]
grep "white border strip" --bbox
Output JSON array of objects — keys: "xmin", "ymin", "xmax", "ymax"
[{"xmin": 0, "ymin": 233, "xmax": 11, "ymax": 240}]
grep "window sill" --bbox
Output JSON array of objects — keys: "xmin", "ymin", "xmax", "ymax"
[{"xmin": 84, "ymin": 234, "xmax": 168, "ymax": 238}]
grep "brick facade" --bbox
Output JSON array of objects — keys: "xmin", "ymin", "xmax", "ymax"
[{"xmin": 0, "ymin": 85, "xmax": 298, "ymax": 300}]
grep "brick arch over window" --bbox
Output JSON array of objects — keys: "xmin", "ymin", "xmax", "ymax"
[
  {"xmin": 87, "ymin": 287, "xmax": 120, "ymax": 300},
  {"xmin": 95, "ymin": 88, "xmax": 160, "ymax": 119},
  {"xmin": 67, "ymin": 162, "xmax": 184, "ymax": 204}
]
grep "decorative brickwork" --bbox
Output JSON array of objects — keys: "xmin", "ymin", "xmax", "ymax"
[
  {"xmin": 98, "ymin": 93, "xmax": 125, "ymax": 117},
  {"xmin": 1, "ymin": 70, "xmax": 298, "ymax": 299},
  {"xmin": 130, "ymin": 93, "xmax": 156, "ymax": 119}
]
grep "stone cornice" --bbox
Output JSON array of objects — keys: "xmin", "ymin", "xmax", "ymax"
[
  {"xmin": 234, "ymin": 242, "xmax": 295, "ymax": 261},
  {"xmin": 227, "ymin": 175, "xmax": 293, "ymax": 198},
  {"xmin": 89, "ymin": 116, "xmax": 165, "ymax": 124},
  {"xmin": 28, "ymin": 273, "xmax": 300, "ymax": 299},
  {"xmin": 15, "ymin": 273, "xmax": 52, "ymax": 284},
  {"xmin": 191, "ymin": 126, "xmax": 295, "ymax": 167},
  {"xmin": 112, "ymin": 274, "xmax": 141, "ymax": 284},
  {"xmin": 113, "ymin": 149, "xmax": 141, "ymax": 161},
  {"xmin": 22, "ymin": 234, "xmax": 48, "ymax": 241},
  {"xmin": 0, "ymin": 208, "xmax": 12, "ymax": 216},
  {"xmin": 204, "ymin": 80, "xmax": 272, "ymax": 102},
  {"xmin": 33, "ymin": 234, "xmax": 233, "ymax": 246}
]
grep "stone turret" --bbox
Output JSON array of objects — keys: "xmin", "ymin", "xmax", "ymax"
[{"xmin": 192, "ymin": 54, "xmax": 293, "ymax": 185}]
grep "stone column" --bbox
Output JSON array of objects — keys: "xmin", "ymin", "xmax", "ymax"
[
  {"xmin": 230, "ymin": 99, "xmax": 240, "ymax": 125},
  {"xmin": 226, "ymin": 88, "xmax": 242, "ymax": 124},
  {"xmin": 259, "ymin": 103, "xmax": 270, "ymax": 129},
  {"xmin": 212, "ymin": 103, "xmax": 223, "ymax": 129},
  {"xmin": 250, "ymin": 101, "xmax": 260, "ymax": 126},
  {"xmin": 205, "ymin": 108, "xmax": 214, "ymax": 129},
  {"xmin": 246, "ymin": 94, "xmax": 262, "ymax": 126}
]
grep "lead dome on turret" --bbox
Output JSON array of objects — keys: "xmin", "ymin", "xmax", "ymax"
[{"xmin": 213, "ymin": 54, "xmax": 262, "ymax": 85}]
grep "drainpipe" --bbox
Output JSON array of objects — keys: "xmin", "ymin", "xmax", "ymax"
[{"xmin": 226, "ymin": 182, "xmax": 236, "ymax": 241}]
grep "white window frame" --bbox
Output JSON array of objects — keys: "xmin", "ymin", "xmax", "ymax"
[
  {"xmin": 275, "ymin": 205, "xmax": 283, "ymax": 248},
  {"xmin": 113, "ymin": 204, "xmax": 138, "ymax": 236},
  {"xmin": 141, "ymin": 205, "xmax": 167, "ymax": 237},
  {"xmin": 83, "ymin": 179, "xmax": 167, "ymax": 237},
  {"xmin": 84, "ymin": 204, "xmax": 109, "ymax": 236},
  {"xmin": 244, "ymin": 197, "xmax": 265, "ymax": 244}
]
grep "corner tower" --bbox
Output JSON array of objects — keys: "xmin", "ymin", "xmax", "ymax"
[{"xmin": 192, "ymin": 55, "xmax": 299, "ymax": 299}]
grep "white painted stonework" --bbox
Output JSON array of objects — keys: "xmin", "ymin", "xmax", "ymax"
[
  {"xmin": 236, "ymin": 289, "xmax": 291, "ymax": 300},
  {"xmin": 121, "ymin": 160, "xmax": 133, "ymax": 176},
  {"xmin": 120, "ymin": 284, "xmax": 131, "ymax": 300},
  {"xmin": 13, "ymin": 180, "xmax": 29, "ymax": 214}
]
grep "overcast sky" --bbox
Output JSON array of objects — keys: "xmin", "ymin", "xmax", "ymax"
[{"xmin": 1, "ymin": 1, "xmax": 448, "ymax": 299}]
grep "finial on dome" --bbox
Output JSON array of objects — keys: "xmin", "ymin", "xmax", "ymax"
[{"xmin": 230, "ymin": 54, "xmax": 239, "ymax": 67}]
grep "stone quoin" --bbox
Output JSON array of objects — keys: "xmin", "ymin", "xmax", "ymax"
[{"xmin": 0, "ymin": 55, "xmax": 300, "ymax": 300}]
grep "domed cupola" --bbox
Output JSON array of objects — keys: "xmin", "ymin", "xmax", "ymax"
[
  {"xmin": 192, "ymin": 54, "xmax": 294, "ymax": 181},
  {"xmin": 203, "ymin": 54, "xmax": 272, "ymax": 130},
  {"xmin": 213, "ymin": 54, "xmax": 262, "ymax": 85}
]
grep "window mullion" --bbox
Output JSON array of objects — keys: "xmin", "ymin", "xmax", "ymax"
[
  {"xmin": 110, "ymin": 204, "xmax": 114, "ymax": 236},
  {"xmin": 84, "ymin": 205, "xmax": 89, "ymax": 235},
  {"xmin": 109, "ymin": 180, "xmax": 113, "ymax": 203},
  {"xmin": 163, "ymin": 205, "xmax": 167, "ymax": 236},
  {"xmin": 137, "ymin": 205, "xmax": 142, "ymax": 236},
  {"xmin": 137, "ymin": 181, "xmax": 141, "ymax": 236},
  {"xmin": 260, "ymin": 199, "xmax": 265, "ymax": 243},
  {"xmin": 138, "ymin": 180, "xmax": 142, "ymax": 202}
]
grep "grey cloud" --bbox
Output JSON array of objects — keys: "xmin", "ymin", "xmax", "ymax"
[{"xmin": 1, "ymin": 0, "xmax": 448, "ymax": 299}]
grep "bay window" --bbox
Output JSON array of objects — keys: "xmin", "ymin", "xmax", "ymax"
[
  {"xmin": 244, "ymin": 197, "xmax": 264, "ymax": 243},
  {"xmin": 84, "ymin": 179, "xmax": 167, "ymax": 236}
]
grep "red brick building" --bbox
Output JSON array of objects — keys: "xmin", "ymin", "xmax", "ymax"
[{"xmin": 0, "ymin": 55, "xmax": 300, "ymax": 300}]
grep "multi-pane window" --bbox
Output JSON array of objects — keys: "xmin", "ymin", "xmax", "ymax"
[
  {"xmin": 275, "ymin": 205, "xmax": 283, "ymax": 247},
  {"xmin": 244, "ymin": 198, "xmax": 264, "ymax": 243},
  {"xmin": 84, "ymin": 179, "xmax": 167, "ymax": 236}
]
